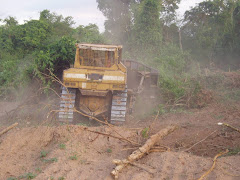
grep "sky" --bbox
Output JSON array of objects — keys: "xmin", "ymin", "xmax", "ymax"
[
  {"xmin": 178, "ymin": 0, "xmax": 204, "ymax": 15},
  {"xmin": 0, "ymin": 0, "xmax": 204, "ymax": 32}
]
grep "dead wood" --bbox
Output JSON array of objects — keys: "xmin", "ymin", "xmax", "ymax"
[
  {"xmin": 219, "ymin": 123, "xmax": 240, "ymax": 133},
  {"xmin": 90, "ymin": 134, "xmax": 100, "ymax": 142},
  {"xmin": 83, "ymin": 127, "xmax": 139, "ymax": 145},
  {"xmin": 184, "ymin": 130, "xmax": 218, "ymax": 152},
  {"xmin": 111, "ymin": 125, "xmax": 177, "ymax": 179},
  {"xmin": 0, "ymin": 123, "xmax": 18, "ymax": 136},
  {"xmin": 149, "ymin": 110, "xmax": 160, "ymax": 132},
  {"xmin": 198, "ymin": 149, "xmax": 229, "ymax": 180}
]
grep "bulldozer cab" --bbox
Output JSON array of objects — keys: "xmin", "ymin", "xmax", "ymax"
[
  {"xmin": 74, "ymin": 44, "xmax": 123, "ymax": 69},
  {"xmin": 60, "ymin": 43, "xmax": 158, "ymax": 124}
]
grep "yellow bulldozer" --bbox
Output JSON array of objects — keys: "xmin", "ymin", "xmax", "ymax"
[{"xmin": 59, "ymin": 43, "xmax": 158, "ymax": 124}]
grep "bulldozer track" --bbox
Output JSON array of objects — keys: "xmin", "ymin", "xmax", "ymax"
[
  {"xmin": 110, "ymin": 88, "xmax": 127, "ymax": 124},
  {"xmin": 59, "ymin": 86, "xmax": 76, "ymax": 122}
]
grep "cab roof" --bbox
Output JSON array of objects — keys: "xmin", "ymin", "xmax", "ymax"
[{"xmin": 76, "ymin": 43, "xmax": 122, "ymax": 52}]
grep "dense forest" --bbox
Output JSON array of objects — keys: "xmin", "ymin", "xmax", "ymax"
[
  {"xmin": 0, "ymin": 0, "xmax": 240, "ymax": 103},
  {"xmin": 0, "ymin": 10, "xmax": 105, "ymax": 97}
]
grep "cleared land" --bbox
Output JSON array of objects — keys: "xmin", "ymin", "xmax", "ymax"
[{"xmin": 0, "ymin": 71, "xmax": 240, "ymax": 180}]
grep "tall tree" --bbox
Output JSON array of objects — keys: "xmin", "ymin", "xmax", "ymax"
[
  {"xmin": 73, "ymin": 24, "xmax": 105, "ymax": 43},
  {"xmin": 97, "ymin": 0, "xmax": 180, "ymax": 45},
  {"xmin": 97, "ymin": 0, "xmax": 134, "ymax": 44},
  {"xmin": 183, "ymin": 0, "xmax": 240, "ymax": 62},
  {"xmin": 129, "ymin": 0, "xmax": 162, "ymax": 61},
  {"xmin": 161, "ymin": 0, "xmax": 180, "ymax": 25},
  {"xmin": 40, "ymin": 9, "xmax": 75, "ymax": 37}
]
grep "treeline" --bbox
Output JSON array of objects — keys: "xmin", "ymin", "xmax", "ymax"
[
  {"xmin": 0, "ymin": 10, "xmax": 105, "ymax": 97},
  {"xmin": 183, "ymin": 0, "xmax": 240, "ymax": 66},
  {"xmin": 97, "ymin": 0, "xmax": 240, "ymax": 104},
  {"xmin": 0, "ymin": 0, "xmax": 240, "ymax": 103},
  {"xmin": 97, "ymin": 0, "xmax": 240, "ymax": 67}
]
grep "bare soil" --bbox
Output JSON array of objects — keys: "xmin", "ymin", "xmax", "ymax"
[
  {"xmin": 0, "ymin": 72, "xmax": 240, "ymax": 180},
  {"xmin": 0, "ymin": 101, "xmax": 239, "ymax": 180}
]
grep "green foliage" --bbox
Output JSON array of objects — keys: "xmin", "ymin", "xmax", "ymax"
[
  {"xmin": 48, "ymin": 36, "xmax": 76, "ymax": 66},
  {"xmin": 224, "ymin": 89, "xmax": 240, "ymax": 102},
  {"xmin": 19, "ymin": 20, "xmax": 51, "ymax": 51},
  {"xmin": 77, "ymin": 123, "xmax": 88, "ymax": 127},
  {"xmin": 97, "ymin": 0, "xmax": 239, "ymax": 108},
  {"xmin": 0, "ymin": 52, "xmax": 32, "ymax": 98},
  {"xmin": 183, "ymin": 0, "xmax": 240, "ymax": 63},
  {"xmin": 129, "ymin": 0, "xmax": 162, "ymax": 59},
  {"xmin": 0, "ymin": 10, "xmax": 105, "ymax": 99},
  {"xmin": 34, "ymin": 35, "xmax": 76, "ymax": 82},
  {"xmin": 58, "ymin": 177, "xmax": 65, "ymax": 180},
  {"xmin": 227, "ymin": 147, "xmax": 240, "ymax": 156},
  {"xmin": 35, "ymin": 167, "xmax": 42, "ymax": 173},
  {"xmin": 69, "ymin": 154, "xmax": 78, "ymax": 160},
  {"xmin": 151, "ymin": 44, "xmax": 196, "ymax": 103},
  {"xmin": 40, "ymin": 9, "xmax": 75, "ymax": 37},
  {"xmin": 25, "ymin": 173, "xmax": 37, "ymax": 179},
  {"xmin": 7, "ymin": 177, "xmax": 18, "ymax": 180},
  {"xmin": 161, "ymin": 0, "xmax": 180, "ymax": 25},
  {"xmin": 97, "ymin": 0, "xmax": 197, "ymax": 105},
  {"xmin": 97, "ymin": 0, "xmax": 180, "ymax": 45},
  {"xmin": 59, "ymin": 143, "xmax": 66, "ymax": 150},
  {"xmin": 74, "ymin": 24, "xmax": 105, "ymax": 43},
  {"xmin": 141, "ymin": 127, "xmax": 149, "ymax": 138},
  {"xmin": 97, "ymin": 0, "xmax": 133, "ymax": 44},
  {"xmin": 158, "ymin": 104, "xmax": 167, "ymax": 115},
  {"xmin": 135, "ymin": 0, "xmax": 162, "ymax": 41},
  {"xmin": 127, "ymin": 0, "xmax": 162, "ymax": 59},
  {"xmin": 106, "ymin": 148, "xmax": 112, "ymax": 153},
  {"xmin": 2, "ymin": 0, "xmax": 239, "ymax": 110},
  {"xmin": 160, "ymin": 78, "xmax": 185, "ymax": 99},
  {"xmin": 19, "ymin": 172, "xmax": 36, "ymax": 179},
  {"xmin": 42, "ymin": 157, "xmax": 58, "ymax": 163},
  {"xmin": 0, "ymin": 59, "xmax": 19, "ymax": 86},
  {"xmin": 4, "ymin": 16, "xmax": 18, "ymax": 26},
  {"xmin": 40, "ymin": 150, "xmax": 48, "ymax": 158}
]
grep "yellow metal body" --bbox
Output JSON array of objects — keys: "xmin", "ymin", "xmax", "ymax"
[
  {"xmin": 62, "ymin": 44, "xmax": 127, "ymax": 118},
  {"xmin": 63, "ymin": 44, "xmax": 127, "ymax": 91}
]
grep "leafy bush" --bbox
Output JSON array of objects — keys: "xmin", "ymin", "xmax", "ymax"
[
  {"xmin": 18, "ymin": 172, "xmax": 36, "ymax": 179},
  {"xmin": 0, "ymin": 10, "xmax": 105, "ymax": 99},
  {"xmin": 0, "ymin": 53, "xmax": 31, "ymax": 98},
  {"xmin": 34, "ymin": 36, "xmax": 75, "ymax": 74},
  {"xmin": 59, "ymin": 143, "xmax": 66, "ymax": 150},
  {"xmin": 69, "ymin": 154, "xmax": 78, "ymax": 160},
  {"xmin": 74, "ymin": 24, "xmax": 105, "ymax": 43},
  {"xmin": 141, "ymin": 127, "xmax": 149, "ymax": 138},
  {"xmin": 40, "ymin": 150, "xmax": 48, "ymax": 158}
]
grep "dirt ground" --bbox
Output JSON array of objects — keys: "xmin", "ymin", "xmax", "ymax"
[
  {"xmin": 0, "ymin": 101, "xmax": 239, "ymax": 180},
  {"xmin": 0, "ymin": 71, "xmax": 240, "ymax": 180}
]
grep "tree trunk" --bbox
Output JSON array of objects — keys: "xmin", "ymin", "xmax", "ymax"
[
  {"xmin": 111, "ymin": 125, "xmax": 177, "ymax": 179},
  {"xmin": 179, "ymin": 28, "xmax": 183, "ymax": 52}
]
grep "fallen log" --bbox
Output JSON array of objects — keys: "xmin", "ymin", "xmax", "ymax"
[
  {"xmin": 198, "ymin": 149, "xmax": 229, "ymax": 180},
  {"xmin": 218, "ymin": 122, "xmax": 240, "ymax": 133},
  {"xmin": 111, "ymin": 125, "xmax": 177, "ymax": 179},
  {"xmin": 0, "ymin": 122, "xmax": 18, "ymax": 137}
]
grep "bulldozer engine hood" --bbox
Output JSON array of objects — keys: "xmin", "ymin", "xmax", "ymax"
[{"xmin": 62, "ymin": 68, "xmax": 126, "ymax": 91}]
